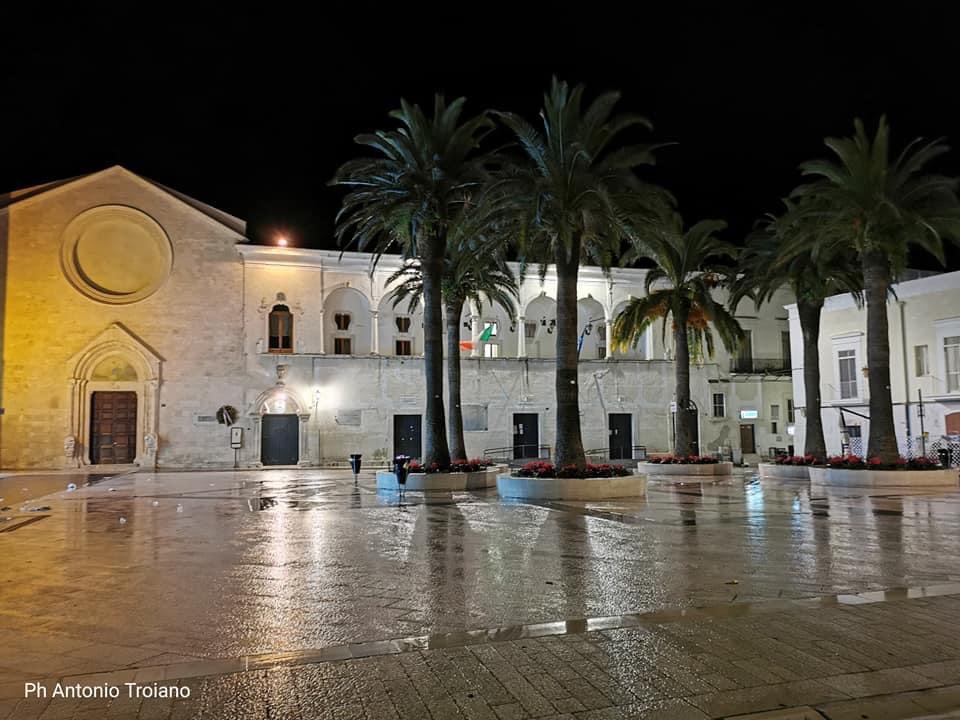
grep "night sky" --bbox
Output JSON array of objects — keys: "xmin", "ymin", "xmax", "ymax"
[{"xmin": 4, "ymin": 5, "xmax": 960, "ymax": 270}]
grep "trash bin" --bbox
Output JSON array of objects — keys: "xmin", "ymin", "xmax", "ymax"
[
  {"xmin": 393, "ymin": 455, "xmax": 410, "ymax": 486},
  {"xmin": 349, "ymin": 453, "xmax": 362, "ymax": 482},
  {"xmin": 938, "ymin": 448, "xmax": 951, "ymax": 467}
]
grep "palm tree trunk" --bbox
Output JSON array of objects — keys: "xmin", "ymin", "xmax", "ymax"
[
  {"xmin": 421, "ymin": 238, "xmax": 451, "ymax": 467},
  {"xmin": 673, "ymin": 310, "xmax": 695, "ymax": 456},
  {"xmin": 554, "ymin": 239, "xmax": 586, "ymax": 469},
  {"xmin": 446, "ymin": 299, "xmax": 467, "ymax": 461},
  {"xmin": 863, "ymin": 250, "xmax": 899, "ymax": 463},
  {"xmin": 797, "ymin": 298, "xmax": 827, "ymax": 461}
]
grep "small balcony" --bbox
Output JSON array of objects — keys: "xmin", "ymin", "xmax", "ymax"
[{"xmin": 730, "ymin": 357, "xmax": 792, "ymax": 375}]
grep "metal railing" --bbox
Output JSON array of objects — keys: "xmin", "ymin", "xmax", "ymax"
[
  {"xmin": 730, "ymin": 357, "xmax": 791, "ymax": 375},
  {"xmin": 585, "ymin": 446, "xmax": 648, "ymax": 461},
  {"xmin": 482, "ymin": 444, "xmax": 552, "ymax": 464}
]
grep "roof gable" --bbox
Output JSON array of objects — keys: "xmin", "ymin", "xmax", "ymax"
[{"xmin": 0, "ymin": 166, "xmax": 247, "ymax": 240}]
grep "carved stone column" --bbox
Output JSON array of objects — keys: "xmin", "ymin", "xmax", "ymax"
[
  {"xmin": 371, "ymin": 310, "xmax": 380, "ymax": 355},
  {"xmin": 298, "ymin": 413, "xmax": 311, "ymax": 466},
  {"xmin": 517, "ymin": 315, "xmax": 527, "ymax": 358}
]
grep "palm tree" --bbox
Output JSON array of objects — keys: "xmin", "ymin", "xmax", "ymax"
[
  {"xmin": 735, "ymin": 197, "xmax": 862, "ymax": 461},
  {"xmin": 612, "ymin": 213, "xmax": 743, "ymax": 457},
  {"xmin": 387, "ymin": 245, "xmax": 518, "ymax": 460},
  {"xmin": 495, "ymin": 78, "xmax": 670, "ymax": 469},
  {"xmin": 331, "ymin": 96, "xmax": 494, "ymax": 467},
  {"xmin": 798, "ymin": 117, "xmax": 960, "ymax": 462}
]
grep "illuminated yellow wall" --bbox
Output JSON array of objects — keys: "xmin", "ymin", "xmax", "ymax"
[{"xmin": 0, "ymin": 167, "xmax": 246, "ymax": 468}]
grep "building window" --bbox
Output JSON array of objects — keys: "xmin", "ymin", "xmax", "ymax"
[
  {"xmin": 395, "ymin": 316, "xmax": 411, "ymax": 333},
  {"xmin": 771, "ymin": 420, "xmax": 778, "ymax": 434},
  {"xmin": 395, "ymin": 339, "xmax": 412, "ymax": 356},
  {"xmin": 268, "ymin": 304, "xmax": 293, "ymax": 353},
  {"xmin": 915, "ymin": 344, "xmax": 929, "ymax": 377},
  {"xmin": 483, "ymin": 320, "xmax": 498, "ymax": 337},
  {"xmin": 712, "ymin": 393, "xmax": 726, "ymax": 418},
  {"xmin": 787, "ymin": 398, "xmax": 795, "ymax": 423},
  {"xmin": 525, "ymin": 322, "xmax": 537, "ymax": 339},
  {"xmin": 598, "ymin": 345, "xmax": 607, "ymax": 360},
  {"xmin": 838, "ymin": 349, "xmax": 858, "ymax": 399},
  {"xmin": 770, "ymin": 404, "xmax": 779, "ymax": 434},
  {"xmin": 334, "ymin": 337, "xmax": 352, "ymax": 355},
  {"xmin": 781, "ymin": 331, "xmax": 792, "ymax": 367},
  {"xmin": 334, "ymin": 313, "xmax": 351, "ymax": 331},
  {"xmin": 484, "ymin": 343, "xmax": 500, "ymax": 358},
  {"xmin": 946, "ymin": 336, "xmax": 960, "ymax": 392}
]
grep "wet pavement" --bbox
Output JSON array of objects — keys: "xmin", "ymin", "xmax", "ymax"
[{"xmin": 1, "ymin": 468, "xmax": 959, "ymax": 718}]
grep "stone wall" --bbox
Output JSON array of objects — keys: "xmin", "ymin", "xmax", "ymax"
[{"xmin": 0, "ymin": 168, "xmax": 246, "ymax": 469}]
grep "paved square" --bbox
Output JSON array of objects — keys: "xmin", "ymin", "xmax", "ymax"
[{"xmin": 1, "ymin": 469, "xmax": 959, "ymax": 718}]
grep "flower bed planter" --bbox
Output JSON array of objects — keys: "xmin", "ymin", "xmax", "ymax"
[
  {"xmin": 807, "ymin": 466, "xmax": 958, "ymax": 488},
  {"xmin": 758, "ymin": 463, "xmax": 810, "ymax": 480},
  {"xmin": 496, "ymin": 471, "xmax": 647, "ymax": 500},
  {"xmin": 464, "ymin": 465, "xmax": 506, "ymax": 490},
  {"xmin": 376, "ymin": 471, "xmax": 466, "ymax": 492},
  {"xmin": 639, "ymin": 461, "xmax": 733, "ymax": 477},
  {"xmin": 376, "ymin": 463, "xmax": 506, "ymax": 492}
]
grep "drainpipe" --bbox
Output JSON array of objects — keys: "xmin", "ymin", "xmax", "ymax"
[{"xmin": 899, "ymin": 301, "xmax": 912, "ymax": 451}]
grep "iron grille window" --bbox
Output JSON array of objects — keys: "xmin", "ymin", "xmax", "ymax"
[
  {"xmin": 395, "ymin": 339, "xmax": 412, "ymax": 356},
  {"xmin": 334, "ymin": 337, "xmax": 352, "ymax": 355},
  {"xmin": 395, "ymin": 316, "xmax": 411, "ymax": 333}
]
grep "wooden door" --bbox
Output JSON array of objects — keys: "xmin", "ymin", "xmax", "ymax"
[
  {"xmin": 91, "ymin": 391, "xmax": 137, "ymax": 464},
  {"xmin": 739, "ymin": 423, "xmax": 756, "ymax": 454}
]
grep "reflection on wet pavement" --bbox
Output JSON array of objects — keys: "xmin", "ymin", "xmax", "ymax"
[{"xmin": 1, "ymin": 467, "xmax": 959, "ymax": 683}]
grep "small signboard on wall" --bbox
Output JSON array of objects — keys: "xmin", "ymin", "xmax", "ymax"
[
  {"xmin": 739, "ymin": 409, "xmax": 759, "ymax": 420},
  {"xmin": 230, "ymin": 426, "xmax": 243, "ymax": 449}
]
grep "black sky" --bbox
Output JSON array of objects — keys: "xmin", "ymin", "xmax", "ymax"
[{"xmin": 3, "ymin": 4, "xmax": 960, "ymax": 270}]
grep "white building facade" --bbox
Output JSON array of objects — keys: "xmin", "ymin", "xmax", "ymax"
[
  {"xmin": 0, "ymin": 167, "xmax": 796, "ymax": 469},
  {"xmin": 787, "ymin": 271, "xmax": 960, "ymax": 458}
]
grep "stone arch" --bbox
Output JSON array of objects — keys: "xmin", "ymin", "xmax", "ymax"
[
  {"xmin": 577, "ymin": 296, "xmax": 606, "ymax": 360},
  {"xmin": 378, "ymin": 290, "xmax": 423, "ymax": 357},
  {"xmin": 248, "ymin": 384, "xmax": 310, "ymax": 466},
  {"xmin": 66, "ymin": 323, "xmax": 162, "ymax": 468},
  {"xmin": 611, "ymin": 299, "xmax": 651, "ymax": 359},
  {"xmin": 524, "ymin": 294, "xmax": 557, "ymax": 359},
  {"xmin": 324, "ymin": 286, "xmax": 372, "ymax": 355}
]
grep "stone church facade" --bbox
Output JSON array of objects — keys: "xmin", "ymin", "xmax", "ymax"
[{"xmin": 0, "ymin": 167, "xmax": 795, "ymax": 469}]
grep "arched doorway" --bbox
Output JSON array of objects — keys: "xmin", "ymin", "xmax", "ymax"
[
  {"xmin": 252, "ymin": 385, "xmax": 310, "ymax": 466},
  {"xmin": 67, "ymin": 324, "xmax": 161, "ymax": 468}
]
